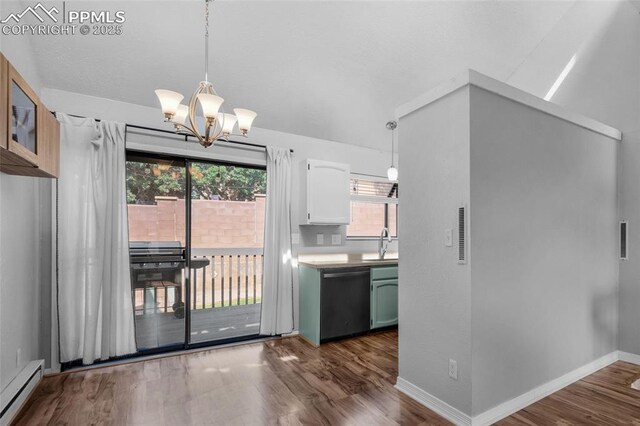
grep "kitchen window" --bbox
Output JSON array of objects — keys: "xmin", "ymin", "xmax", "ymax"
[{"xmin": 346, "ymin": 177, "xmax": 398, "ymax": 239}]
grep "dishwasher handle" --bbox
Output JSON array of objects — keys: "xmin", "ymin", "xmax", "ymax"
[{"xmin": 322, "ymin": 270, "xmax": 370, "ymax": 279}]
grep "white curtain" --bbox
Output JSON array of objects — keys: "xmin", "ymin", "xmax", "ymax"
[
  {"xmin": 57, "ymin": 113, "xmax": 136, "ymax": 364},
  {"xmin": 260, "ymin": 146, "xmax": 294, "ymax": 335}
]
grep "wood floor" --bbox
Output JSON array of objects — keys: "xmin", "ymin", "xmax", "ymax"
[
  {"xmin": 13, "ymin": 330, "xmax": 640, "ymax": 425},
  {"xmin": 12, "ymin": 330, "xmax": 449, "ymax": 425},
  {"xmin": 500, "ymin": 361, "xmax": 640, "ymax": 425}
]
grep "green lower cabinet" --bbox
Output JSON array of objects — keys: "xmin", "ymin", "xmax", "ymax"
[{"xmin": 370, "ymin": 267, "xmax": 398, "ymax": 329}]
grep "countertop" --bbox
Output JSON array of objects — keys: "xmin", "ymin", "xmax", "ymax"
[{"xmin": 298, "ymin": 253, "xmax": 399, "ymax": 269}]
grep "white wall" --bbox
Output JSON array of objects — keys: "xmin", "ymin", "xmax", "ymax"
[
  {"xmin": 469, "ymin": 86, "xmax": 618, "ymax": 415},
  {"xmin": 507, "ymin": 0, "xmax": 640, "ymax": 357},
  {"xmin": 0, "ymin": 34, "xmax": 52, "ymax": 389},
  {"xmin": 398, "ymin": 86, "xmax": 472, "ymax": 414},
  {"xmin": 41, "ymin": 87, "xmax": 397, "ymax": 342}
]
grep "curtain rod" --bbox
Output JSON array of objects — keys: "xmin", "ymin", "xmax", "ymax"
[{"xmin": 52, "ymin": 112, "xmax": 294, "ymax": 153}]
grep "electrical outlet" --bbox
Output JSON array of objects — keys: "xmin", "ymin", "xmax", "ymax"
[
  {"xmin": 331, "ymin": 234, "xmax": 341, "ymax": 245},
  {"xmin": 16, "ymin": 348, "xmax": 21, "ymax": 368},
  {"xmin": 316, "ymin": 234, "xmax": 324, "ymax": 245},
  {"xmin": 449, "ymin": 359, "xmax": 458, "ymax": 380},
  {"xmin": 445, "ymin": 229, "xmax": 453, "ymax": 247}
]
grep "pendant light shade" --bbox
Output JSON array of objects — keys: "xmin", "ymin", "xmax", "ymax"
[
  {"xmin": 155, "ymin": 90, "xmax": 184, "ymax": 118},
  {"xmin": 219, "ymin": 113, "xmax": 238, "ymax": 135},
  {"xmin": 234, "ymin": 108, "xmax": 258, "ymax": 135},
  {"xmin": 171, "ymin": 104, "xmax": 189, "ymax": 126},
  {"xmin": 197, "ymin": 94, "xmax": 224, "ymax": 119},
  {"xmin": 387, "ymin": 166, "xmax": 398, "ymax": 182}
]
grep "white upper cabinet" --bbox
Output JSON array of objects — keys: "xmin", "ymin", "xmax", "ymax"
[{"xmin": 301, "ymin": 159, "xmax": 350, "ymax": 225}]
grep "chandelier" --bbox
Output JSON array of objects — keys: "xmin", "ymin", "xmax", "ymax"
[{"xmin": 154, "ymin": 0, "xmax": 256, "ymax": 148}]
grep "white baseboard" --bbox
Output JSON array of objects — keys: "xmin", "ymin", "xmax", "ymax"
[
  {"xmin": 473, "ymin": 351, "xmax": 618, "ymax": 425},
  {"xmin": 618, "ymin": 351, "xmax": 640, "ymax": 365},
  {"xmin": 395, "ymin": 377, "xmax": 472, "ymax": 425},
  {"xmin": 396, "ymin": 351, "xmax": 620, "ymax": 426}
]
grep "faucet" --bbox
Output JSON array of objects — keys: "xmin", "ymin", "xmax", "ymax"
[{"xmin": 379, "ymin": 227, "xmax": 392, "ymax": 259}]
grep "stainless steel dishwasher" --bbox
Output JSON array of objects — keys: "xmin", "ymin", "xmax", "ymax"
[{"xmin": 320, "ymin": 267, "xmax": 371, "ymax": 342}]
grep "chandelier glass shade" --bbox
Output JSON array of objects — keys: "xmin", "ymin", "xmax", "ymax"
[{"xmin": 154, "ymin": 0, "xmax": 256, "ymax": 148}]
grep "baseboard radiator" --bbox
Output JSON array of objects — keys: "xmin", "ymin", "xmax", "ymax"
[{"xmin": 0, "ymin": 360, "xmax": 44, "ymax": 426}]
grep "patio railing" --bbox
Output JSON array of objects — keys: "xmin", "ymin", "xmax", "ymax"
[
  {"xmin": 132, "ymin": 247, "xmax": 264, "ymax": 315},
  {"xmin": 190, "ymin": 248, "xmax": 264, "ymax": 310}
]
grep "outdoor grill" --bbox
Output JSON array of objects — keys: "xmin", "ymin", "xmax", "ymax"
[{"xmin": 129, "ymin": 241, "xmax": 186, "ymax": 318}]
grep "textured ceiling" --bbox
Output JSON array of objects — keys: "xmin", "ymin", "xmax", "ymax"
[{"xmin": 21, "ymin": 1, "xmax": 575, "ymax": 150}]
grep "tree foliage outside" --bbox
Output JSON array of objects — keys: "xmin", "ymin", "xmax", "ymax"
[{"xmin": 126, "ymin": 161, "xmax": 266, "ymax": 204}]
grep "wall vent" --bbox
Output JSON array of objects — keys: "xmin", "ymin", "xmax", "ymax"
[
  {"xmin": 620, "ymin": 220, "xmax": 628, "ymax": 260},
  {"xmin": 458, "ymin": 205, "xmax": 467, "ymax": 264}
]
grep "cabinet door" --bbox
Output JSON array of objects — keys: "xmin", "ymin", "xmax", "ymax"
[
  {"xmin": 0, "ymin": 53, "xmax": 7, "ymax": 151},
  {"xmin": 7, "ymin": 62, "xmax": 39, "ymax": 167},
  {"xmin": 371, "ymin": 278, "xmax": 398, "ymax": 329},
  {"xmin": 307, "ymin": 159, "xmax": 350, "ymax": 224},
  {"xmin": 35, "ymin": 104, "xmax": 60, "ymax": 178}
]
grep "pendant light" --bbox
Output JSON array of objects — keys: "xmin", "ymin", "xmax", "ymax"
[{"xmin": 386, "ymin": 120, "xmax": 398, "ymax": 181}]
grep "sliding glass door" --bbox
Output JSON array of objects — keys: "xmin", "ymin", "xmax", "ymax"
[
  {"xmin": 126, "ymin": 154, "xmax": 187, "ymax": 351},
  {"xmin": 126, "ymin": 153, "xmax": 265, "ymax": 352},
  {"xmin": 188, "ymin": 161, "xmax": 265, "ymax": 344}
]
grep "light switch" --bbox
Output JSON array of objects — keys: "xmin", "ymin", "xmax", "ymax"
[
  {"xmin": 445, "ymin": 229, "xmax": 453, "ymax": 247},
  {"xmin": 291, "ymin": 233, "xmax": 300, "ymax": 245},
  {"xmin": 316, "ymin": 234, "xmax": 324, "ymax": 245},
  {"xmin": 332, "ymin": 234, "xmax": 341, "ymax": 245}
]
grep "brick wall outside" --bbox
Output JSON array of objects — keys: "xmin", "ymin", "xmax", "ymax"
[
  {"xmin": 128, "ymin": 196, "xmax": 393, "ymax": 245},
  {"xmin": 128, "ymin": 195, "xmax": 266, "ymax": 248}
]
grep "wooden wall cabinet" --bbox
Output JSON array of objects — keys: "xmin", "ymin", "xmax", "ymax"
[{"xmin": 0, "ymin": 53, "xmax": 60, "ymax": 178}]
